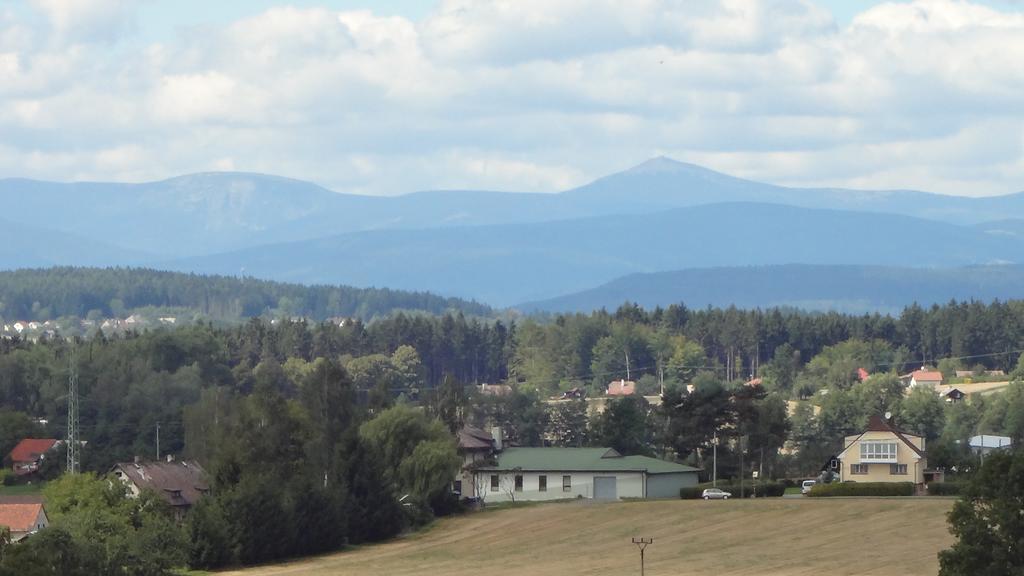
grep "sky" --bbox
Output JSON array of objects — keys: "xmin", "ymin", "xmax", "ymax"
[{"xmin": 2, "ymin": 0, "xmax": 1024, "ymax": 196}]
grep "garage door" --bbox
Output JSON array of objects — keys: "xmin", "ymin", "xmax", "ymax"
[{"xmin": 594, "ymin": 476, "xmax": 617, "ymax": 500}]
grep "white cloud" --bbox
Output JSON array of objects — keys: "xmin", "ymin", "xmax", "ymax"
[
  {"xmin": 2, "ymin": 0, "xmax": 1024, "ymax": 196},
  {"xmin": 30, "ymin": 0, "xmax": 137, "ymax": 44}
]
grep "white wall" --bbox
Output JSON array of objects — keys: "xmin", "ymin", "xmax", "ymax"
[{"xmin": 475, "ymin": 471, "xmax": 645, "ymax": 503}]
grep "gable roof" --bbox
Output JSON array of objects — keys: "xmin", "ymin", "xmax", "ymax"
[
  {"xmin": 607, "ymin": 380, "xmax": 636, "ymax": 396},
  {"xmin": 477, "ymin": 447, "xmax": 700, "ymax": 474},
  {"xmin": 112, "ymin": 460, "xmax": 208, "ymax": 508},
  {"xmin": 909, "ymin": 370, "xmax": 943, "ymax": 382},
  {"xmin": 457, "ymin": 425, "xmax": 494, "ymax": 451},
  {"xmin": 839, "ymin": 415, "xmax": 926, "ymax": 459},
  {"xmin": 0, "ymin": 503, "xmax": 44, "ymax": 533},
  {"xmin": 8, "ymin": 439, "xmax": 59, "ymax": 463}
]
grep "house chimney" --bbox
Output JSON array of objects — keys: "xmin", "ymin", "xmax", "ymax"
[
  {"xmin": 133, "ymin": 455, "xmax": 140, "ymax": 464},
  {"xmin": 166, "ymin": 453, "xmax": 174, "ymax": 463},
  {"xmin": 491, "ymin": 426, "xmax": 503, "ymax": 452}
]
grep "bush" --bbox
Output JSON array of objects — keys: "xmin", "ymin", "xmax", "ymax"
[
  {"xmin": 680, "ymin": 481, "xmax": 785, "ymax": 499},
  {"xmin": 926, "ymin": 482, "xmax": 962, "ymax": 496},
  {"xmin": 807, "ymin": 482, "xmax": 914, "ymax": 497},
  {"xmin": 680, "ymin": 486, "xmax": 705, "ymax": 499}
]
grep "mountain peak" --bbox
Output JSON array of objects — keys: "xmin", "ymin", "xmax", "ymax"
[{"xmin": 625, "ymin": 156, "xmax": 695, "ymax": 175}]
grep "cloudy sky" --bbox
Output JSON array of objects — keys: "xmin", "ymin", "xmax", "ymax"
[{"xmin": 2, "ymin": 0, "xmax": 1024, "ymax": 196}]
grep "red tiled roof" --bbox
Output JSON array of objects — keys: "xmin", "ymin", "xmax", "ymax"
[
  {"xmin": 607, "ymin": 380, "xmax": 636, "ymax": 396},
  {"xmin": 8, "ymin": 439, "xmax": 58, "ymax": 463},
  {"xmin": 857, "ymin": 368, "xmax": 870, "ymax": 381},
  {"xmin": 912, "ymin": 370, "xmax": 943, "ymax": 382},
  {"xmin": 745, "ymin": 377, "xmax": 763, "ymax": 387},
  {"xmin": 0, "ymin": 503, "xmax": 44, "ymax": 533}
]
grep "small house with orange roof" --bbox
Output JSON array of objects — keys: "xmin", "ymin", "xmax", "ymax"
[
  {"xmin": 900, "ymin": 369, "xmax": 943, "ymax": 388},
  {"xmin": 606, "ymin": 379, "xmax": 636, "ymax": 396},
  {"xmin": 7, "ymin": 439, "xmax": 59, "ymax": 476},
  {"xmin": 0, "ymin": 501, "xmax": 48, "ymax": 541}
]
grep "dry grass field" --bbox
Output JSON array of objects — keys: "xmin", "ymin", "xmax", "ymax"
[{"xmin": 221, "ymin": 497, "xmax": 954, "ymax": 576}]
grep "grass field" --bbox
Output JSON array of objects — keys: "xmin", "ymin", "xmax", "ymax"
[
  {"xmin": 0, "ymin": 482, "xmax": 45, "ymax": 497},
  {"xmin": 222, "ymin": 497, "xmax": 954, "ymax": 576}
]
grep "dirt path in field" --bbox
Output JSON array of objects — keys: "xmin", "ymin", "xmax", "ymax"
[{"xmin": 222, "ymin": 498, "xmax": 954, "ymax": 576}]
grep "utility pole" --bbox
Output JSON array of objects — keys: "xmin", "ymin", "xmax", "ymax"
[
  {"xmin": 625, "ymin": 350, "xmax": 631, "ymax": 381},
  {"xmin": 66, "ymin": 346, "xmax": 80, "ymax": 474},
  {"xmin": 712, "ymin": 431, "xmax": 718, "ymax": 487},
  {"xmin": 155, "ymin": 421, "xmax": 160, "ymax": 461},
  {"xmin": 739, "ymin": 434, "xmax": 746, "ymax": 499},
  {"xmin": 632, "ymin": 538, "xmax": 653, "ymax": 576}
]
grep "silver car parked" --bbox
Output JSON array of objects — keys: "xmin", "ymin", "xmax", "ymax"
[{"xmin": 702, "ymin": 488, "xmax": 732, "ymax": 500}]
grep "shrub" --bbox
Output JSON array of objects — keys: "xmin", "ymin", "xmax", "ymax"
[
  {"xmin": 926, "ymin": 482, "xmax": 962, "ymax": 496},
  {"xmin": 807, "ymin": 482, "xmax": 914, "ymax": 497},
  {"xmin": 680, "ymin": 486, "xmax": 705, "ymax": 499},
  {"xmin": 680, "ymin": 481, "xmax": 785, "ymax": 499}
]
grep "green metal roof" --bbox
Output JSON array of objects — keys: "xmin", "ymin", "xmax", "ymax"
[{"xmin": 478, "ymin": 447, "xmax": 700, "ymax": 474}]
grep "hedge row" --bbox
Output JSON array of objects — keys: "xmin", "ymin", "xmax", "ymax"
[
  {"xmin": 680, "ymin": 481, "xmax": 786, "ymax": 499},
  {"xmin": 925, "ymin": 482, "xmax": 962, "ymax": 496},
  {"xmin": 807, "ymin": 482, "xmax": 914, "ymax": 497}
]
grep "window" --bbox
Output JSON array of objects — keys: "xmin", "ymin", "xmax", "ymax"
[
  {"xmin": 860, "ymin": 441, "xmax": 898, "ymax": 462},
  {"xmin": 490, "ymin": 474, "xmax": 499, "ymax": 492},
  {"xmin": 562, "ymin": 475, "xmax": 572, "ymax": 492},
  {"xmin": 890, "ymin": 464, "xmax": 908, "ymax": 475},
  {"xmin": 514, "ymin": 474, "xmax": 523, "ymax": 492},
  {"xmin": 453, "ymin": 480, "xmax": 462, "ymax": 495},
  {"xmin": 851, "ymin": 463, "xmax": 869, "ymax": 475},
  {"xmin": 539, "ymin": 475, "xmax": 547, "ymax": 492}
]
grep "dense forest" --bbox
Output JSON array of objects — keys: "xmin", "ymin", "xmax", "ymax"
[
  {"xmin": 1, "ymin": 298, "xmax": 1023, "ymax": 573},
  {"xmin": 0, "ymin": 267, "xmax": 492, "ymax": 322}
]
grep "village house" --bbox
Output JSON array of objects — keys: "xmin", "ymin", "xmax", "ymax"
[
  {"xmin": 478, "ymin": 383, "xmax": 513, "ymax": 397},
  {"xmin": 111, "ymin": 457, "xmax": 209, "ymax": 521},
  {"xmin": 0, "ymin": 501, "xmax": 48, "ymax": 542},
  {"xmin": 901, "ymin": 369, "xmax": 943, "ymax": 388},
  {"xmin": 836, "ymin": 415, "xmax": 932, "ymax": 486},
  {"xmin": 606, "ymin": 379, "xmax": 636, "ymax": 396},
  {"xmin": 7, "ymin": 439, "xmax": 60, "ymax": 476},
  {"xmin": 455, "ymin": 425, "xmax": 499, "ymax": 499},
  {"xmin": 968, "ymin": 435, "xmax": 1012, "ymax": 456},
  {"xmin": 938, "ymin": 387, "xmax": 965, "ymax": 403},
  {"xmin": 474, "ymin": 447, "xmax": 699, "ymax": 503}
]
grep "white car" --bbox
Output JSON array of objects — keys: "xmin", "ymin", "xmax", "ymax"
[
  {"xmin": 801, "ymin": 480, "xmax": 817, "ymax": 495},
  {"xmin": 702, "ymin": 488, "xmax": 732, "ymax": 500}
]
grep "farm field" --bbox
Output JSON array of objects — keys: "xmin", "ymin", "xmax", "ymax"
[{"xmin": 222, "ymin": 497, "xmax": 954, "ymax": 576}]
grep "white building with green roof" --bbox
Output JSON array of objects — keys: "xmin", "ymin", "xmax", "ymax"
[{"xmin": 473, "ymin": 447, "xmax": 699, "ymax": 502}]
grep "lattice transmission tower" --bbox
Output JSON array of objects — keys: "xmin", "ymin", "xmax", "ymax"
[{"xmin": 66, "ymin": 346, "xmax": 80, "ymax": 474}]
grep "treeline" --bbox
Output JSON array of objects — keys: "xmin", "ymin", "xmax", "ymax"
[
  {"xmin": 515, "ymin": 299, "xmax": 1024, "ymax": 393},
  {"xmin": 0, "ymin": 267, "xmax": 492, "ymax": 322},
  {"xmin": 1, "ymin": 299, "xmax": 1024, "ymax": 572}
]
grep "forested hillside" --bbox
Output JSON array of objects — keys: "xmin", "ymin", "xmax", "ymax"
[
  {"xmin": 520, "ymin": 264, "xmax": 1024, "ymax": 313},
  {"xmin": 0, "ymin": 267, "xmax": 492, "ymax": 322}
]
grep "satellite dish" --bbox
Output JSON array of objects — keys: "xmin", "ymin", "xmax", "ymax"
[{"xmin": 884, "ymin": 411, "xmax": 892, "ymax": 420}]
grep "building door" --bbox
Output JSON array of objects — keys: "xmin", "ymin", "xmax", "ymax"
[{"xmin": 593, "ymin": 476, "xmax": 618, "ymax": 500}]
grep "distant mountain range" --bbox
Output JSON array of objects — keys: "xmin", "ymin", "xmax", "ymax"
[
  {"xmin": 3, "ymin": 157, "xmax": 1024, "ymax": 311},
  {"xmin": 162, "ymin": 202, "xmax": 1024, "ymax": 306},
  {"xmin": 518, "ymin": 264, "xmax": 1024, "ymax": 314}
]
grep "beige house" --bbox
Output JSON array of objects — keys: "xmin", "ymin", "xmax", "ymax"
[
  {"xmin": 0, "ymin": 501, "xmax": 48, "ymax": 542},
  {"xmin": 837, "ymin": 415, "xmax": 927, "ymax": 485}
]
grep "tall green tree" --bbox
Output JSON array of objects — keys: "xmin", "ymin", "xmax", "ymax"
[
  {"xmin": 591, "ymin": 396, "xmax": 652, "ymax": 456},
  {"xmin": 939, "ymin": 449, "xmax": 1024, "ymax": 575}
]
